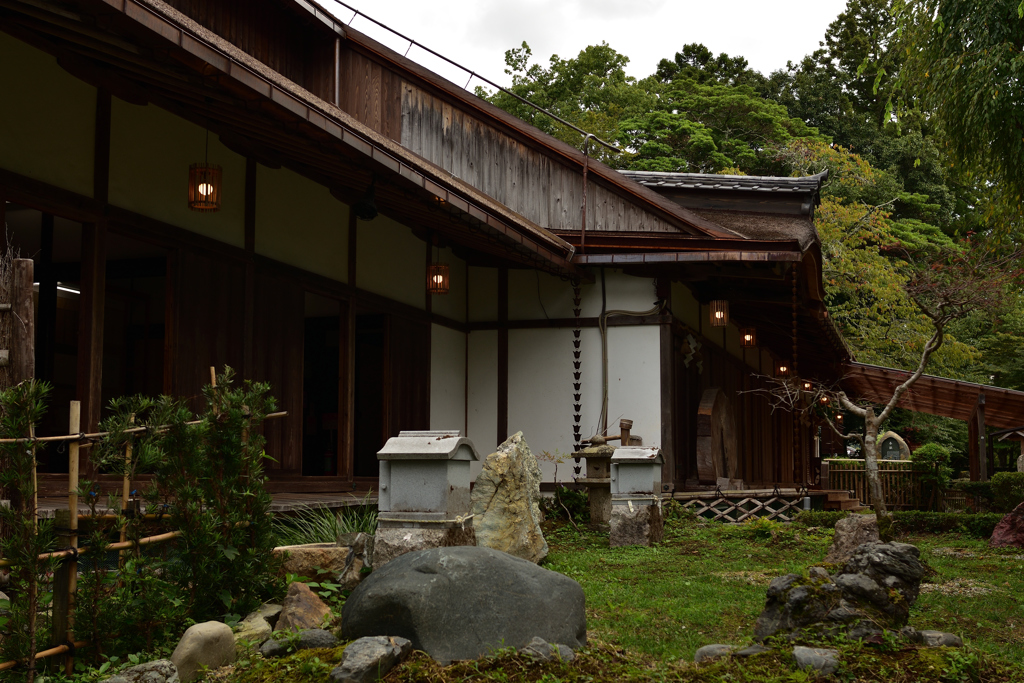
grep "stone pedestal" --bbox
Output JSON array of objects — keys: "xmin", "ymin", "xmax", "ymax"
[
  {"xmin": 371, "ymin": 526, "xmax": 477, "ymax": 568},
  {"xmin": 573, "ymin": 445, "xmax": 614, "ymax": 526},
  {"xmin": 609, "ymin": 500, "xmax": 663, "ymax": 547}
]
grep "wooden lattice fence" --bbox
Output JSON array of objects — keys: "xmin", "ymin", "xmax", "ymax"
[
  {"xmin": 826, "ymin": 459, "xmax": 923, "ymax": 510},
  {"xmin": 672, "ymin": 490, "xmax": 808, "ymax": 523}
]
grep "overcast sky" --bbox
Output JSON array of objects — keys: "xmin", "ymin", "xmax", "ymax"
[{"xmin": 325, "ymin": 0, "xmax": 850, "ymax": 92}]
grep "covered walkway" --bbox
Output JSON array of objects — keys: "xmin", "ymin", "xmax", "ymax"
[{"xmin": 841, "ymin": 362, "xmax": 1024, "ymax": 480}]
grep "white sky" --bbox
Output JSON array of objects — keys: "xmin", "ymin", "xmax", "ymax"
[{"xmin": 325, "ymin": 0, "xmax": 850, "ymax": 92}]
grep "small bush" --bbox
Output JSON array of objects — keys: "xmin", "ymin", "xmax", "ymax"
[
  {"xmin": 991, "ymin": 472, "xmax": 1024, "ymax": 512},
  {"xmin": 793, "ymin": 510, "xmax": 850, "ymax": 528},
  {"xmin": 890, "ymin": 511, "xmax": 1004, "ymax": 538},
  {"xmin": 543, "ymin": 486, "xmax": 590, "ymax": 525},
  {"xmin": 793, "ymin": 510, "xmax": 1002, "ymax": 539},
  {"xmin": 951, "ymin": 480, "xmax": 995, "ymax": 510}
]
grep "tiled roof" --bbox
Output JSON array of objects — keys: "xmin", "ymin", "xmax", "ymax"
[{"xmin": 618, "ymin": 170, "xmax": 827, "ymax": 194}]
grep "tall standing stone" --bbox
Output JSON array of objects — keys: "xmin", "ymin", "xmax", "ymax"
[{"xmin": 471, "ymin": 432, "xmax": 548, "ymax": 564}]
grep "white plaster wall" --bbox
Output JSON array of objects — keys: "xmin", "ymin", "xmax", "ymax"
[
  {"xmin": 256, "ymin": 166, "xmax": 347, "ymax": 282},
  {"xmin": 429, "ymin": 324, "xmax": 466, "ymax": 433},
  {"xmin": 109, "ymin": 99, "xmax": 246, "ymax": 248},
  {"xmin": 356, "ymin": 214, "xmax": 425, "ymax": 309},
  {"xmin": 604, "ymin": 325, "xmax": 662, "ymax": 448},
  {"xmin": 466, "ymin": 330, "xmax": 498, "ymax": 479},
  {"xmin": 507, "ymin": 327, "xmax": 602, "ymax": 483},
  {"xmin": 0, "ymin": 33, "xmax": 96, "ymax": 197}
]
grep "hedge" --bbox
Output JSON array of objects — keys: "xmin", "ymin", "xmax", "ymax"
[
  {"xmin": 991, "ymin": 472, "xmax": 1024, "ymax": 512},
  {"xmin": 792, "ymin": 510, "xmax": 1004, "ymax": 539}
]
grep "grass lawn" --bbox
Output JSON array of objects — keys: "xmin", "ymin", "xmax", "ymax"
[{"xmin": 226, "ymin": 512, "xmax": 1024, "ymax": 682}]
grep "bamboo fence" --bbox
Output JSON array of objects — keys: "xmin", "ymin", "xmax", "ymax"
[{"xmin": 0, "ymin": 388, "xmax": 286, "ymax": 677}]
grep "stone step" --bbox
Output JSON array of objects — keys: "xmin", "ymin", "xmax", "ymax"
[
  {"xmin": 839, "ymin": 499, "xmax": 869, "ymax": 510},
  {"xmin": 826, "ymin": 490, "xmax": 854, "ymax": 502}
]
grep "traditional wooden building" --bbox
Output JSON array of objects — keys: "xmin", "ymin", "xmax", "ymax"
[{"xmin": 3, "ymin": 0, "xmax": 1015, "ymax": 500}]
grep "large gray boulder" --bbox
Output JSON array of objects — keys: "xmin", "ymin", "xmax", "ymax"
[
  {"xmin": 824, "ymin": 514, "xmax": 879, "ymax": 565},
  {"xmin": 470, "ymin": 432, "xmax": 548, "ymax": 563},
  {"xmin": 342, "ymin": 545, "xmax": 586, "ymax": 664},
  {"xmin": 170, "ymin": 622, "xmax": 236, "ymax": 683},
  {"xmin": 754, "ymin": 541, "xmax": 925, "ymax": 642}
]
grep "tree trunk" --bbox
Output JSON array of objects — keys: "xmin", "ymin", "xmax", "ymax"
[{"xmin": 863, "ymin": 410, "xmax": 888, "ymax": 515}]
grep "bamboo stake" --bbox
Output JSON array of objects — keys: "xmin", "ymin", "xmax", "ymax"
[
  {"xmin": 66, "ymin": 401, "xmax": 80, "ymax": 676},
  {"xmin": 0, "ymin": 641, "xmax": 90, "ymax": 672},
  {"xmin": 0, "ymin": 522, "xmax": 249, "ymax": 568},
  {"xmin": 118, "ymin": 416, "xmax": 135, "ymax": 561},
  {"xmin": 0, "ymin": 411, "xmax": 288, "ymax": 444}
]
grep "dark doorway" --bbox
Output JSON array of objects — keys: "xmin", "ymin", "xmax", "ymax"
[
  {"xmin": 353, "ymin": 314, "xmax": 386, "ymax": 478},
  {"xmin": 302, "ymin": 293, "xmax": 341, "ymax": 476}
]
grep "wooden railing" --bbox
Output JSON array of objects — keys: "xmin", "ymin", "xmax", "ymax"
[{"xmin": 825, "ymin": 459, "xmax": 923, "ymax": 510}]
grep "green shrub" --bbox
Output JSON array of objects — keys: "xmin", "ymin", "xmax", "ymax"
[
  {"xmin": 544, "ymin": 486, "xmax": 590, "ymax": 525},
  {"xmin": 990, "ymin": 471, "xmax": 1024, "ymax": 512},
  {"xmin": 953, "ymin": 480, "xmax": 993, "ymax": 500},
  {"xmin": 794, "ymin": 510, "xmax": 1001, "ymax": 539},
  {"xmin": 890, "ymin": 511, "xmax": 1003, "ymax": 538},
  {"xmin": 912, "ymin": 443, "xmax": 954, "ymax": 510},
  {"xmin": 792, "ymin": 510, "xmax": 850, "ymax": 528}
]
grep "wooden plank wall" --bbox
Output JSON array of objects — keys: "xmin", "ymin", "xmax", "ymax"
[
  {"xmin": 673, "ymin": 328, "xmax": 800, "ymax": 488},
  {"xmin": 168, "ymin": 250, "xmax": 246, "ymax": 409},
  {"xmin": 399, "ymin": 86, "xmax": 680, "ymax": 234},
  {"xmin": 253, "ymin": 270, "xmax": 304, "ymax": 473},
  {"xmin": 338, "ymin": 49, "xmax": 403, "ymax": 141},
  {"xmin": 163, "ymin": 0, "xmax": 336, "ymax": 102}
]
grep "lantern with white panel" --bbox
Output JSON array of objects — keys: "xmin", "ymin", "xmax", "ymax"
[
  {"xmin": 373, "ymin": 430, "xmax": 479, "ymax": 566},
  {"xmin": 609, "ymin": 446, "xmax": 665, "ymax": 547}
]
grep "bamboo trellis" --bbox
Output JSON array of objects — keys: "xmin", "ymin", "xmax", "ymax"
[{"xmin": 0, "ymin": 386, "xmax": 286, "ymax": 677}]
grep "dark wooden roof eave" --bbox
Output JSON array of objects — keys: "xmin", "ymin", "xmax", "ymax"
[{"xmin": 19, "ymin": 0, "xmax": 587, "ymax": 280}]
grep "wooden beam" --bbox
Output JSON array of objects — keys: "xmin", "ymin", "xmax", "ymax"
[
  {"xmin": 660, "ymin": 314, "xmax": 675, "ymax": 491},
  {"xmin": 497, "ymin": 266, "xmax": 508, "ymax": 446}
]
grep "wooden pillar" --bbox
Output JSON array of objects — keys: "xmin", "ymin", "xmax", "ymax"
[
  {"xmin": 242, "ymin": 159, "xmax": 256, "ymax": 379},
  {"xmin": 340, "ymin": 210, "xmax": 357, "ymax": 484},
  {"xmin": 12, "ymin": 258, "xmax": 35, "ymax": 384},
  {"xmin": 37, "ymin": 213, "xmax": 57, "ymax": 383},
  {"xmin": 497, "ymin": 266, "xmax": 508, "ymax": 446},
  {"xmin": 657, "ymin": 279, "xmax": 674, "ymax": 492},
  {"xmin": 76, "ymin": 222, "xmax": 106, "ymax": 439},
  {"xmin": 978, "ymin": 393, "xmax": 987, "ymax": 482},
  {"xmin": 969, "ymin": 393, "xmax": 987, "ymax": 481}
]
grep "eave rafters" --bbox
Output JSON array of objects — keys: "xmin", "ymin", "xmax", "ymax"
[{"xmin": 0, "ymin": 0, "xmax": 586, "ymax": 280}]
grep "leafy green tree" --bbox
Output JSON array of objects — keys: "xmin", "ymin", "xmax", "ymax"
[
  {"xmin": 654, "ymin": 43, "xmax": 768, "ymax": 89},
  {"xmin": 891, "ymin": 0, "xmax": 1024, "ymax": 207}
]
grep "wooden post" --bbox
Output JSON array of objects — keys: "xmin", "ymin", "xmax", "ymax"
[
  {"xmin": 118, "ymin": 415, "xmax": 135, "ymax": 567},
  {"xmin": 497, "ymin": 267, "xmax": 508, "ymax": 445},
  {"xmin": 13, "ymin": 258, "xmax": 35, "ymax": 384},
  {"xmin": 52, "ymin": 402, "xmax": 81, "ymax": 671}
]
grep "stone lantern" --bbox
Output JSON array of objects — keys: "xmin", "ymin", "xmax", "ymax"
[
  {"xmin": 373, "ymin": 430, "xmax": 479, "ymax": 566},
  {"xmin": 609, "ymin": 446, "xmax": 664, "ymax": 547}
]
